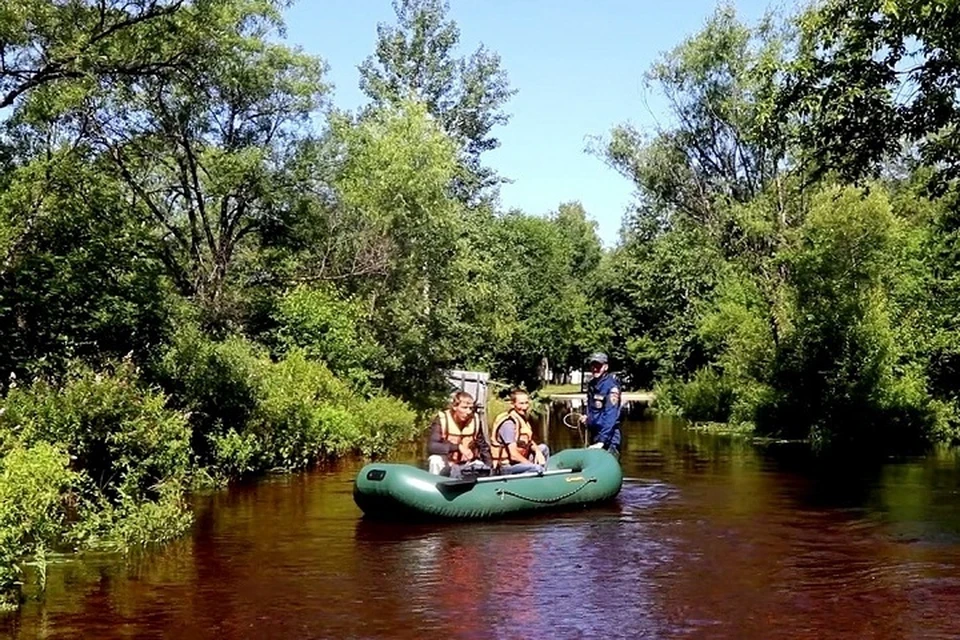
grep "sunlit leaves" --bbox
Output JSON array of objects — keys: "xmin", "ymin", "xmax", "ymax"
[{"xmin": 358, "ymin": 0, "xmax": 515, "ymax": 203}]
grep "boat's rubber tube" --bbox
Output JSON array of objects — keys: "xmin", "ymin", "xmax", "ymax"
[{"xmin": 353, "ymin": 448, "xmax": 623, "ymax": 520}]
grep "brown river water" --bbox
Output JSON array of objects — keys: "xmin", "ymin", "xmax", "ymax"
[{"xmin": 5, "ymin": 405, "xmax": 960, "ymax": 639}]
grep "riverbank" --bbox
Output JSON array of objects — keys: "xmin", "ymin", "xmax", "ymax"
[{"xmin": 0, "ymin": 344, "xmax": 421, "ymax": 612}]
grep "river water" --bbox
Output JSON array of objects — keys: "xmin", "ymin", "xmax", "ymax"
[{"xmin": 5, "ymin": 405, "xmax": 960, "ymax": 639}]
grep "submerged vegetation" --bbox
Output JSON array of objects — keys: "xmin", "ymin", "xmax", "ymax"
[{"xmin": 3, "ymin": 0, "xmax": 960, "ymax": 610}]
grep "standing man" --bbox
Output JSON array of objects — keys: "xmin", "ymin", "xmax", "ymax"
[
  {"xmin": 427, "ymin": 391, "xmax": 492, "ymax": 477},
  {"xmin": 582, "ymin": 353, "xmax": 622, "ymax": 456},
  {"xmin": 490, "ymin": 389, "xmax": 550, "ymax": 474}
]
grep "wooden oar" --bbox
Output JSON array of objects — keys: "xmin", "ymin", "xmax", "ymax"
[{"xmin": 438, "ymin": 468, "xmax": 574, "ymax": 489}]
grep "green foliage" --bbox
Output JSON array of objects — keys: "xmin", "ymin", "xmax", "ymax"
[
  {"xmin": 359, "ymin": 0, "xmax": 515, "ymax": 202},
  {"xmin": 244, "ymin": 348, "xmax": 418, "ymax": 468},
  {"xmin": 208, "ymin": 429, "xmax": 261, "ymax": 479},
  {"xmin": 595, "ymin": 8, "xmax": 794, "ymax": 392},
  {"xmin": 151, "ymin": 326, "xmax": 263, "ymax": 465},
  {"xmin": 154, "ymin": 327, "xmax": 417, "ymax": 476},
  {"xmin": 353, "ymin": 395, "xmax": 420, "ymax": 457},
  {"xmin": 482, "ymin": 205, "xmax": 605, "ymax": 389},
  {"xmin": 760, "ymin": 186, "xmax": 941, "ymax": 449},
  {"xmin": 600, "ymin": 221, "xmax": 723, "ymax": 388},
  {"xmin": 0, "ymin": 361, "xmax": 192, "ymax": 504},
  {"xmin": 332, "ymin": 101, "xmax": 458, "ymax": 272},
  {"xmin": 68, "ymin": 479, "xmax": 191, "ymax": 550},
  {"xmin": 597, "ymin": 5, "xmax": 789, "ymax": 230},
  {"xmin": 0, "ymin": 363, "xmax": 193, "ymax": 606},
  {"xmin": 322, "ymin": 101, "xmax": 465, "ymax": 403},
  {"xmin": 0, "ymin": 154, "xmax": 174, "ymax": 379},
  {"xmin": 656, "ymin": 367, "xmax": 736, "ymax": 423},
  {"xmin": 0, "ymin": 443, "xmax": 75, "ymax": 610},
  {"xmin": 273, "ymin": 286, "xmax": 381, "ymax": 393},
  {"xmin": 787, "ymin": 0, "xmax": 960, "ymax": 183},
  {"xmin": 0, "ymin": 1, "xmax": 201, "ymax": 112},
  {"xmin": 3, "ymin": 0, "xmax": 329, "ymax": 330},
  {"xmin": 599, "ymin": 4, "xmax": 960, "ymax": 453},
  {"xmin": 251, "ymin": 350, "xmax": 358, "ymax": 467}
]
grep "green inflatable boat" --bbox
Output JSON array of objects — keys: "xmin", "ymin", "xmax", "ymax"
[{"xmin": 353, "ymin": 447, "xmax": 623, "ymax": 520}]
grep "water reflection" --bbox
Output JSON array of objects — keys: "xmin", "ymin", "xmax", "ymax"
[{"xmin": 5, "ymin": 407, "xmax": 960, "ymax": 639}]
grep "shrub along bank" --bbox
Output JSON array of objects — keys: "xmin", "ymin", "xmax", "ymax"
[{"xmin": 0, "ymin": 333, "xmax": 417, "ymax": 611}]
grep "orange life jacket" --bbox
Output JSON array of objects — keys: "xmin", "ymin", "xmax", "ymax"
[
  {"xmin": 438, "ymin": 410, "xmax": 479, "ymax": 464},
  {"xmin": 490, "ymin": 409, "xmax": 534, "ymax": 468}
]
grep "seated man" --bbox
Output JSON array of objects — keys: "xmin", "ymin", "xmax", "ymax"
[
  {"xmin": 427, "ymin": 391, "xmax": 492, "ymax": 477},
  {"xmin": 490, "ymin": 389, "xmax": 549, "ymax": 475}
]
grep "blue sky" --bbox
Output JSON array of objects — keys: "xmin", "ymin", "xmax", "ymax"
[{"xmin": 282, "ymin": 1, "xmax": 778, "ymax": 246}]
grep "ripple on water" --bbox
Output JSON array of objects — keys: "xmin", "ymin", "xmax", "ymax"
[{"xmin": 10, "ymin": 415, "xmax": 960, "ymax": 639}]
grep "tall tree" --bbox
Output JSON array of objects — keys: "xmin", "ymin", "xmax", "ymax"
[
  {"xmin": 0, "ymin": 154, "xmax": 172, "ymax": 379},
  {"xmin": 785, "ymin": 0, "xmax": 960, "ymax": 185},
  {"xmin": 0, "ymin": 0, "xmax": 190, "ymax": 111},
  {"xmin": 2, "ymin": 1, "xmax": 327, "ymax": 330},
  {"xmin": 553, "ymin": 201, "xmax": 603, "ymax": 280},
  {"xmin": 322, "ymin": 100, "xmax": 464, "ymax": 404},
  {"xmin": 358, "ymin": 0, "xmax": 515, "ymax": 204},
  {"xmin": 598, "ymin": 5, "xmax": 790, "ymax": 235},
  {"xmin": 482, "ymin": 207, "xmax": 605, "ymax": 389},
  {"xmin": 595, "ymin": 7, "xmax": 794, "ymax": 384}
]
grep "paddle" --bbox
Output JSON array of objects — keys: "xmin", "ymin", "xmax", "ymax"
[{"xmin": 437, "ymin": 468, "xmax": 574, "ymax": 488}]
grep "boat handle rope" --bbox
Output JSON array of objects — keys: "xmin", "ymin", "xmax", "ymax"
[{"xmin": 495, "ymin": 477, "xmax": 598, "ymax": 503}]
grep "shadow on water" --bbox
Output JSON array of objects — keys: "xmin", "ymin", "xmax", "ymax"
[{"xmin": 7, "ymin": 401, "xmax": 960, "ymax": 639}]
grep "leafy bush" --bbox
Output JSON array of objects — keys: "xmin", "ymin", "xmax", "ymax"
[
  {"xmin": 0, "ymin": 155, "xmax": 173, "ymax": 381},
  {"xmin": 0, "ymin": 361, "xmax": 191, "ymax": 504},
  {"xmin": 249, "ymin": 350, "xmax": 418, "ymax": 468},
  {"xmin": 758, "ymin": 186, "xmax": 940, "ymax": 449},
  {"xmin": 252, "ymin": 351, "xmax": 360, "ymax": 469},
  {"xmin": 68, "ymin": 479, "xmax": 191, "ymax": 550},
  {"xmin": 0, "ymin": 362, "xmax": 193, "ymax": 609},
  {"xmin": 208, "ymin": 428, "xmax": 262, "ymax": 480},
  {"xmin": 351, "ymin": 394, "xmax": 419, "ymax": 458},
  {"xmin": 657, "ymin": 367, "xmax": 736, "ymax": 423},
  {"xmin": 0, "ymin": 442, "xmax": 75, "ymax": 610},
  {"xmin": 156, "ymin": 329, "xmax": 418, "ymax": 476},
  {"xmin": 151, "ymin": 327, "xmax": 265, "ymax": 465},
  {"xmin": 272, "ymin": 285, "xmax": 383, "ymax": 392}
]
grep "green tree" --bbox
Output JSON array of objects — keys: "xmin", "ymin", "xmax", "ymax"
[
  {"xmin": 358, "ymin": 0, "xmax": 515, "ymax": 204},
  {"xmin": 554, "ymin": 201, "xmax": 603, "ymax": 280},
  {"xmin": 324, "ymin": 100, "xmax": 464, "ymax": 404},
  {"xmin": 271, "ymin": 284, "xmax": 383, "ymax": 392},
  {"xmin": 483, "ymin": 207, "xmax": 604, "ymax": 389},
  {"xmin": 599, "ymin": 217, "xmax": 723, "ymax": 388},
  {"xmin": 765, "ymin": 185, "xmax": 941, "ymax": 450},
  {"xmin": 785, "ymin": 0, "xmax": 960, "ymax": 184},
  {"xmin": 0, "ymin": 0, "xmax": 191, "ymax": 111},
  {"xmin": 594, "ymin": 7, "xmax": 791, "ymax": 388},
  {"xmin": 598, "ymin": 5, "xmax": 790, "ymax": 235},
  {"xmin": 0, "ymin": 154, "xmax": 173, "ymax": 379},
  {"xmin": 3, "ymin": 1, "xmax": 328, "ymax": 330},
  {"xmin": 551, "ymin": 202, "xmax": 608, "ymax": 372}
]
